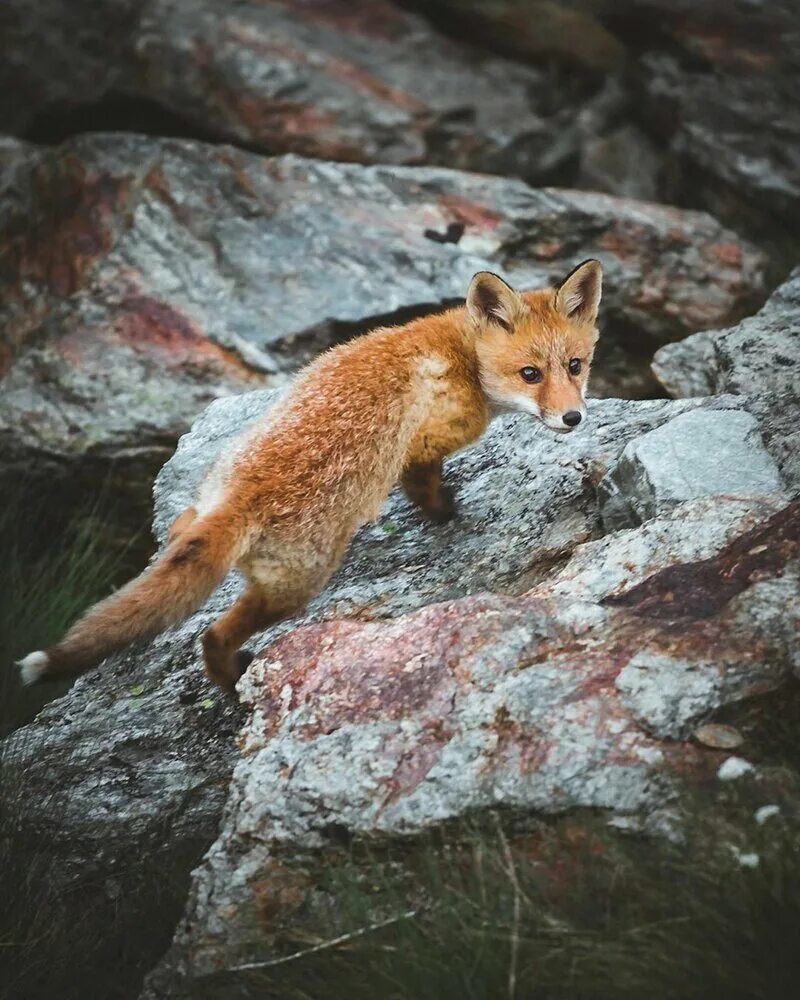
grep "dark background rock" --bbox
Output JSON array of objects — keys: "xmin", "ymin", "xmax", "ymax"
[
  {"xmin": 407, "ymin": 0, "xmax": 800, "ymax": 270},
  {"xmin": 403, "ymin": 0, "xmax": 629, "ymax": 73},
  {"xmin": 631, "ymin": 0, "xmax": 800, "ymax": 256},
  {"xmin": 1, "ymin": 0, "xmax": 598, "ymax": 185},
  {"xmin": 0, "ymin": 133, "xmax": 765, "ymax": 547},
  {"xmin": 2, "ymin": 1, "xmax": 797, "ymax": 266}
]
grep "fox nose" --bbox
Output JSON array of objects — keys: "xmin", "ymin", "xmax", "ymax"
[{"xmin": 562, "ymin": 410, "xmax": 582, "ymax": 427}]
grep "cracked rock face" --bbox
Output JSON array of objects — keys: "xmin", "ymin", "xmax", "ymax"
[{"xmin": 0, "ymin": 134, "xmax": 765, "ymax": 534}]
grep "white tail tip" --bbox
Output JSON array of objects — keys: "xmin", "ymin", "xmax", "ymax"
[{"xmin": 17, "ymin": 650, "xmax": 50, "ymax": 685}]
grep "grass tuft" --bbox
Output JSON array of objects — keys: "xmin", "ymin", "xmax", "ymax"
[
  {"xmin": 0, "ymin": 481, "xmax": 141, "ymax": 736},
  {"xmin": 239, "ymin": 783, "xmax": 800, "ymax": 1000}
]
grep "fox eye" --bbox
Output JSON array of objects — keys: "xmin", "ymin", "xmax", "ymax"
[
  {"xmin": 520, "ymin": 366, "xmax": 542, "ymax": 384},
  {"xmin": 569, "ymin": 358, "xmax": 582, "ymax": 375}
]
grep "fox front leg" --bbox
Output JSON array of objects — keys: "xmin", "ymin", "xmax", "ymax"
[{"xmin": 401, "ymin": 459, "xmax": 456, "ymax": 524}]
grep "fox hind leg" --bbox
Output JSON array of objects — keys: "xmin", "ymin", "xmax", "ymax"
[{"xmin": 201, "ymin": 584, "xmax": 303, "ymax": 694}]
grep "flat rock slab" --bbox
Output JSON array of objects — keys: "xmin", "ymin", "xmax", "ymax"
[
  {"xmin": 598, "ymin": 408, "xmax": 785, "ymax": 531},
  {"xmin": 0, "ymin": 134, "xmax": 766, "ymax": 529}
]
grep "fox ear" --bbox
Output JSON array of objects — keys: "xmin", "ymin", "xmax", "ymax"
[
  {"xmin": 554, "ymin": 259, "xmax": 602, "ymax": 325},
  {"xmin": 466, "ymin": 272, "xmax": 522, "ymax": 333}
]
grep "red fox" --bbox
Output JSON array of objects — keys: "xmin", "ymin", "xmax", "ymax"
[{"xmin": 18, "ymin": 260, "xmax": 602, "ymax": 693}]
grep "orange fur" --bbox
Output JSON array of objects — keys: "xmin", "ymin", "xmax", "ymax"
[{"xmin": 22, "ymin": 262, "xmax": 602, "ymax": 693}]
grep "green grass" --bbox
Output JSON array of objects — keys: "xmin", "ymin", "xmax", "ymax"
[
  {"xmin": 5, "ymin": 782, "xmax": 800, "ymax": 1000},
  {"xmin": 0, "ymin": 482, "xmax": 151, "ymax": 999},
  {"xmin": 231, "ymin": 777, "xmax": 800, "ymax": 1000},
  {"xmin": 0, "ymin": 483, "xmax": 140, "ymax": 737}
]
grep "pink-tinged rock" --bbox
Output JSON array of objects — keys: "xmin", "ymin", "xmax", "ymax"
[
  {"xmin": 3, "ymin": 372, "xmax": 793, "ymax": 990},
  {"xmin": 142, "ymin": 500, "xmax": 798, "ymax": 990}
]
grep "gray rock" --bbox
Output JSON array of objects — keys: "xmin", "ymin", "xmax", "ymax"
[
  {"xmin": 652, "ymin": 269, "xmax": 800, "ymax": 492},
  {"xmin": 616, "ymin": 650, "xmax": 727, "ymax": 740},
  {"xmin": 5, "ymin": 386, "xmax": 785, "ymax": 996},
  {"xmin": 143, "ymin": 494, "xmax": 799, "ymax": 994},
  {"xmin": 643, "ymin": 46, "xmax": 800, "ymax": 242},
  {"xmin": 0, "ymin": 0, "xmax": 592, "ymax": 183},
  {"xmin": 0, "ymin": 134, "xmax": 766, "ymax": 537},
  {"xmin": 154, "ymin": 391, "xmax": 733, "ymax": 622},
  {"xmin": 598, "ymin": 409, "xmax": 785, "ymax": 531},
  {"xmin": 651, "ymin": 328, "xmax": 718, "ymax": 399},
  {"xmin": 626, "ymin": 0, "xmax": 800, "ymax": 245},
  {"xmin": 653, "ymin": 269, "xmax": 800, "ymax": 399},
  {"xmin": 535, "ymin": 494, "xmax": 786, "ymax": 606},
  {"xmin": 578, "ymin": 124, "xmax": 660, "ymax": 203}
]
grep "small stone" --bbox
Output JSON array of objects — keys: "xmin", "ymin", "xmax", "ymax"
[
  {"xmin": 693, "ymin": 723, "xmax": 744, "ymax": 749},
  {"xmin": 717, "ymin": 756, "xmax": 755, "ymax": 781},
  {"xmin": 754, "ymin": 804, "xmax": 781, "ymax": 825},
  {"xmin": 730, "ymin": 847, "xmax": 760, "ymax": 869}
]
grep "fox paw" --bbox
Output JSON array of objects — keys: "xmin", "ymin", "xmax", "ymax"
[{"xmin": 427, "ymin": 485, "xmax": 457, "ymax": 524}]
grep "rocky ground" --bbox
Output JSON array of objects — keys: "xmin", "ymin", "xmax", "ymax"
[{"xmin": 1, "ymin": 2, "xmax": 798, "ymax": 999}]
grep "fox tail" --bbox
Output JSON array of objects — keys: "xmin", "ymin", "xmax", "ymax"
[{"xmin": 17, "ymin": 505, "xmax": 242, "ymax": 684}]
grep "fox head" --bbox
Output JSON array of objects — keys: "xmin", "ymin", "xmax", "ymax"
[{"xmin": 467, "ymin": 259, "xmax": 602, "ymax": 433}]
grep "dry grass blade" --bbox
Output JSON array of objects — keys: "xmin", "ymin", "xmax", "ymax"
[{"xmin": 228, "ymin": 908, "xmax": 420, "ymax": 972}]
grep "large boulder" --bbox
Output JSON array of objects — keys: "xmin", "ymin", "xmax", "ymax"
[
  {"xmin": 3, "ymin": 381, "xmax": 794, "ymax": 997},
  {"xmin": 143, "ymin": 497, "xmax": 798, "ymax": 996},
  {"xmin": 4, "ymin": 1, "xmax": 796, "ymax": 251},
  {"xmin": 1, "ymin": 0, "xmax": 602, "ymax": 183},
  {"xmin": 0, "ymin": 133, "xmax": 766, "ymax": 533}
]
